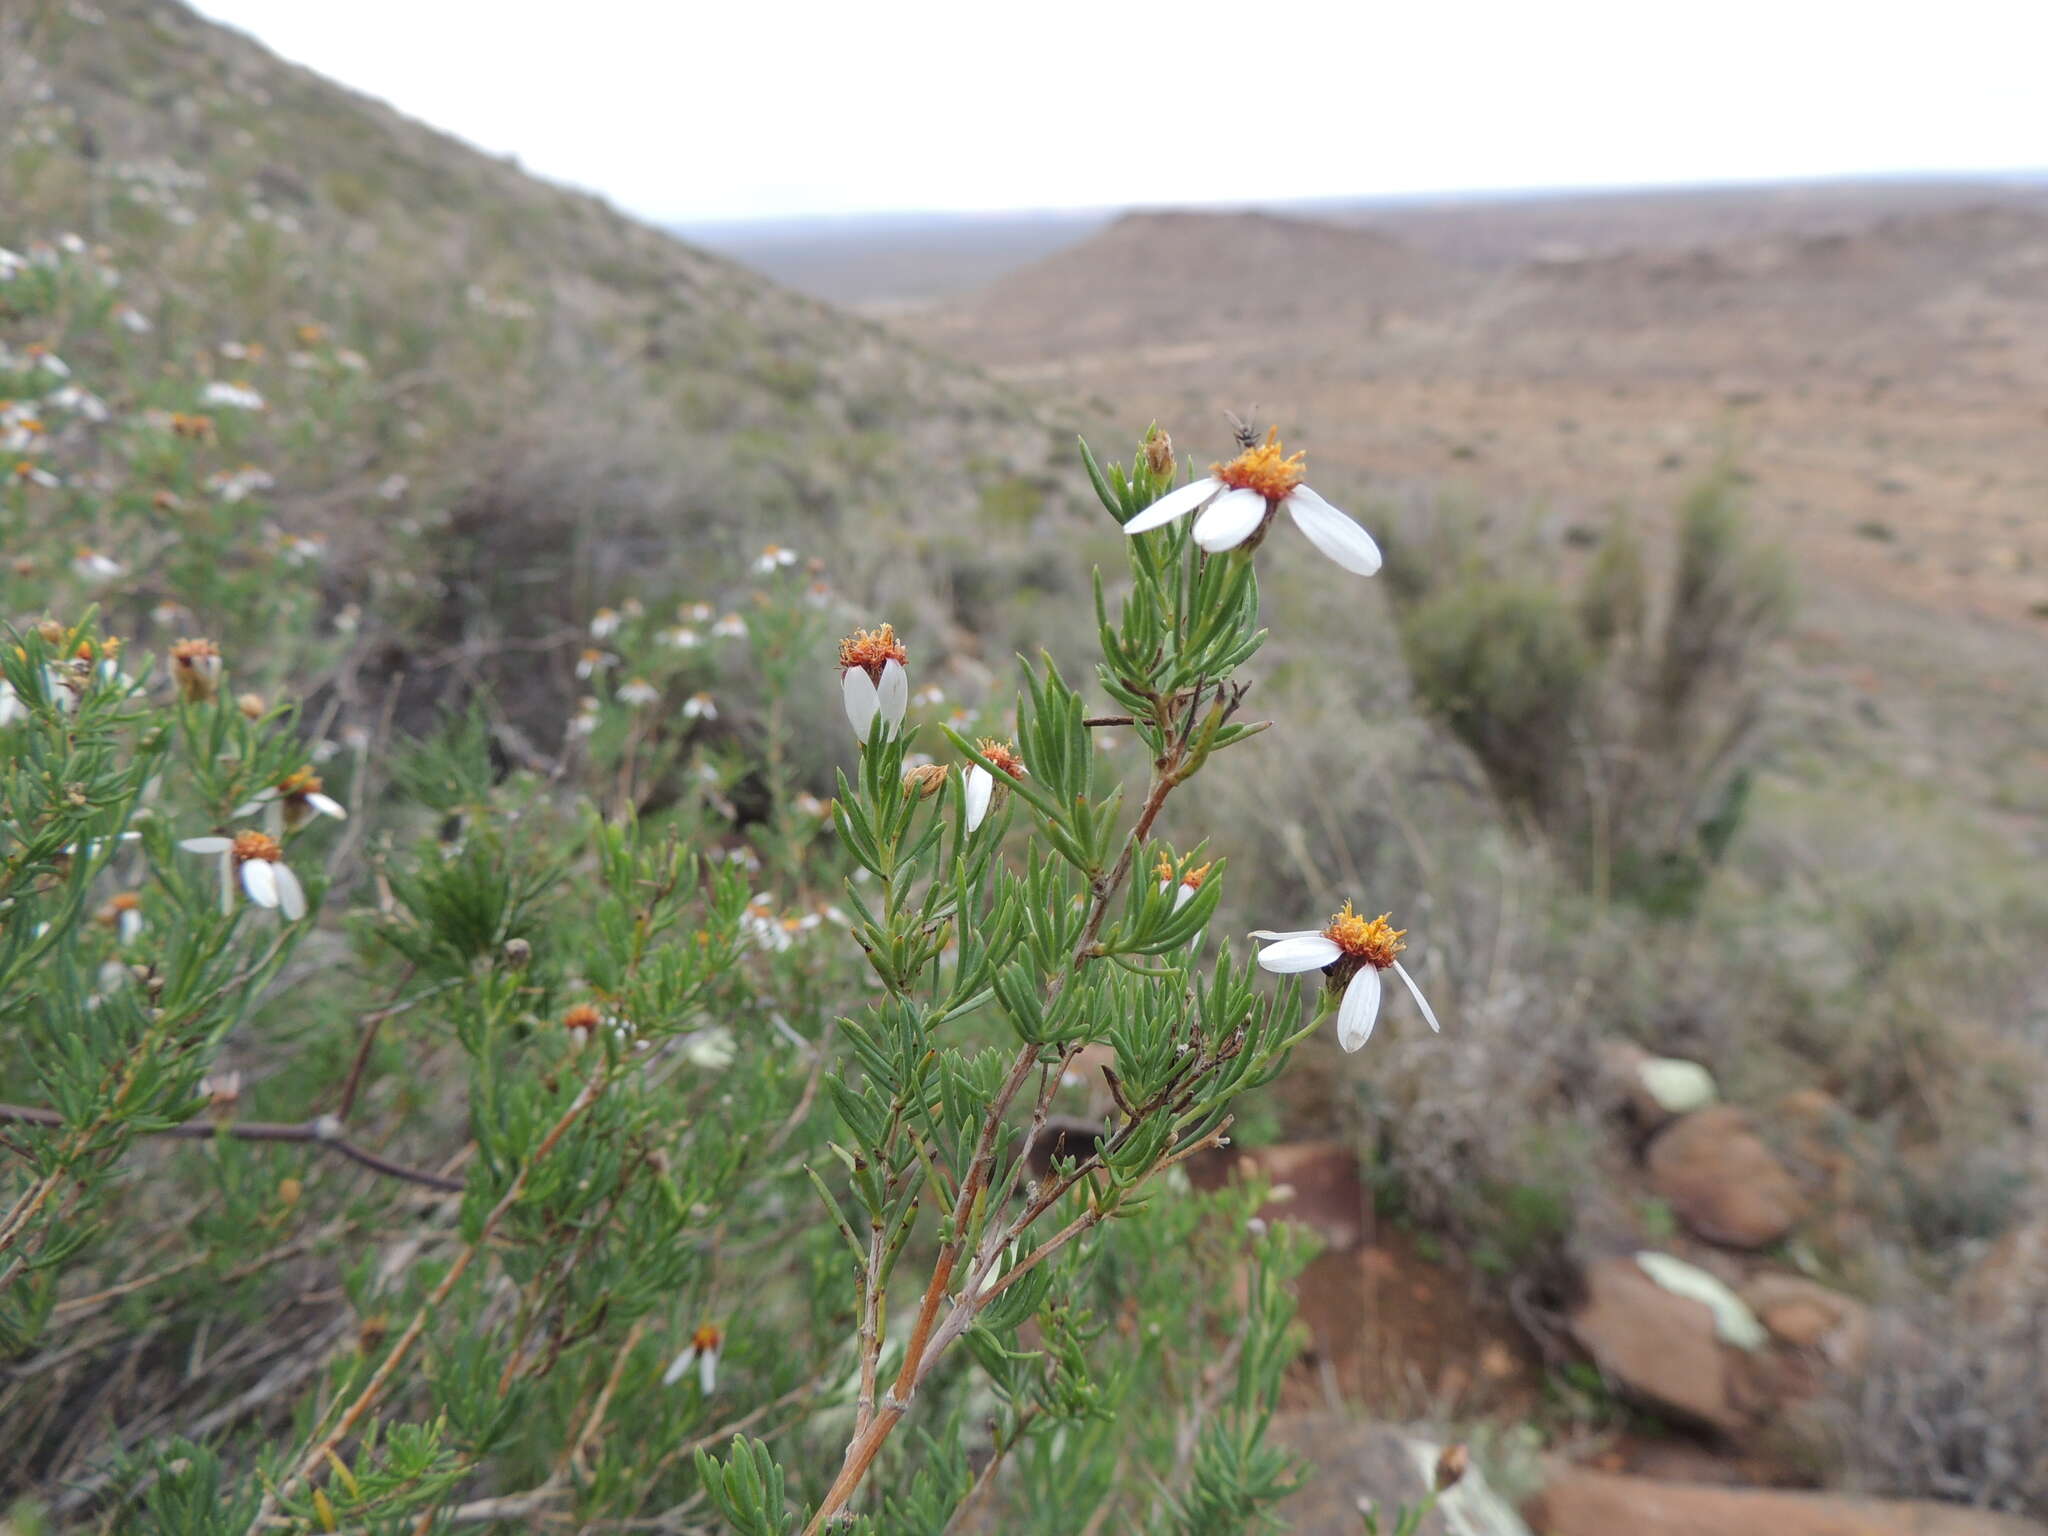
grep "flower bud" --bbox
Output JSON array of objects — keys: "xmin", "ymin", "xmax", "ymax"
[
  {"xmin": 1433, "ymin": 1442, "xmax": 1469, "ymax": 1493},
  {"xmin": 903, "ymin": 762, "xmax": 948, "ymax": 799},
  {"xmin": 237, "ymin": 691, "xmax": 265, "ymax": 719},
  {"xmin": 502, "ymin": 937, "xmax": 532, "ymax": 970},
  {"xmin": 1144, "ymin": 428, "xmax": 1175, "ymax": 478},
  {"xmin": 169, "ymin": 638, "xmax": 222, "ymax": 703},
  {"xmin": 35, "ymin": 618, "xmax": 63, "ymax": 646}
]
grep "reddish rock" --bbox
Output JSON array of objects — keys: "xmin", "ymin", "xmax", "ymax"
[
  {"xmin": 1647, "ymin": 1106, "xmax": 1807, "ymax": 1249},
  {"xmin": 1740, "ymin": 1273, "xmax": 1872, "ymax": 1370},
  {"xmin": 1527, "ymin": 1465, "xmax": 2046, "ymax": 1535},
  {"xmin": 1568, "ymin": 1255, "xmax": 1765, "ymax": 1434}
]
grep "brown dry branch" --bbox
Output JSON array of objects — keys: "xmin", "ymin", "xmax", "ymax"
[
  {"xmin": 803, "ymin": 703, "xmax": 1212, "ymax": 1531},
  {"xmin": 0, "ymin": 1102, "xmax": 465, "ymax": 1193}
]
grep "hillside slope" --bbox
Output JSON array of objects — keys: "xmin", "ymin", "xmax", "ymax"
[
  {"xmin": 3, "ymin": 0, "xmax": 1088, "ymax": 733},
  {"xmin": 900, "ymin": 201, "xmax": 2048, "ymax": 636}
]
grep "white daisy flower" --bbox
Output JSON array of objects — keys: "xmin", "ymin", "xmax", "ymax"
[
  {"xmin": 574, "ymin": 649, "xmax": 616, "ymax": 680},
  {"xmin": 837, "ymin": 624, "xmax": 908, "ymax": 744},
  {"xmin": 660, "ymin": 625, "xmax": 701, "ymax": 649},
  {"xmin": 180, "ymin": 830, "xmax": 307, "ymax": 921},
  {"xmin": 71, "ymin": 548, "xmax": 124, "ymax": 582},
  {"xmin": 0, "ymin": 247, "xmax": 23, "ymax": 278},
  {"xmin": 964, "ymin": 740, "xmax": 1027, "ymax": 833},
  {"xmin": 662, "ymin": 1324, "xmax": 723, "ymax": 1393},
  {"xmin": 114, "ymin": 304, "xmax": 153, "ymax": 334},
  {"xmin": 234, "ymin": 769, "xmax": 347, "ymax": 831},
  {"xmin": 682, "ymin": 692, "xmax": 718, "ymax": 721},
  {"xmin": 1251, "ymin": 903, "xmax": 1440, "ymax": 1052},
  {"xmin": 26, "ymin": 346, "xmax": 70, "ymax": 378},
  {"xmin": 589, "ymin": 607, "xmax": 621, "ymax": 640},
  {"xmin": 681, "ymin": 601, "xmax": 714, "ymax": 623},
  {"xmin": 201, "ymin": 380, "xmax": 266, "ymax": 411},
  {"xmin": 711, "ymin": 613, "xmax": 747, "ymax": 640},
  {"xmin": 1154, "ymin": 854, "xmax": 1213, "ymax": 911},
  {"xmin": 569, "ymin": 698, "xmax": 600, "ymax": 737},
  {"xmin": 98, "ymin": 892, "xmax": 146, "ymax": 945},
  {"xmin": 617, "ymin": 677, "xmax": 660, "ymax": 707},
  {"xmin": 168, "ymin": 637, "xmax": 222, "ymax": 703},
  {"xmin": 681, "ymin": 1027, "xmax": 737, "ymax": 1070},
  {"xmin": 753, "ymin": 543, "xmax": 797, "ymax": 573},
  {"xmin": 1121, "ymin": 428, "xmax": 1383, "ymax": 575},
  {"xmin": 15, "ymin": 462, "xmax": 60, "ymax": 490}
]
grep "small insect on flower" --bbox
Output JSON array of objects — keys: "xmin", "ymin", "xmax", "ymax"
[
  {"xmin": 682, "ymin": 692, "xmax": 718, "ymax": 721},
  {"xmin": 617, "ymin": 676, "xmax": 660, "ymax": 707},
  {"xmin": 168, "ymin": 637, "xmax": 222, "ymax": 704},
  {"xmin": 837, "ymin": 623, "xmax": 909, "ymax": 744},
  {"xmin": 1120, "ymin": 428, "xmax": 1383, "ymax": 575},
  {"xmin": 1251, "ymin": 903, "xmax": 1440, "ymax": 1051},
  {"xmin": 964, "ymin": 739, "xmax": 1027, "ymax": 832},
  {"xmin": 663, "ymin": 1323, "xmax": 724, "ymax": 1393},
  {"xmin": 236, "ymin": 767, "xmax": 347, "ymax": 831},
  {"xmin": 180, "ymin": 830, "xmax": 307, "ymax": 921},
  {"xmin": 753, "ymin": 543, "xmax": 798, "ymax": 573}
]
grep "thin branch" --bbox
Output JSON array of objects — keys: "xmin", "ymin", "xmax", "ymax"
[{"xmin": 0, "ymin": 1102, "xmax": 465, "ymax": 1193}]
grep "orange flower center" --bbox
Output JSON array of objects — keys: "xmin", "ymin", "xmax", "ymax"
[
  {"xmin": 691, "ymin": 1323, "xmax": 724, "ymax": 1352},
  {"xmin": 837, "ymin": 623, "xmax": 907, "ymax": 681},
  {"xmin": 108, "ymin": 892, "xmax": 143, "ymax": 913},
  {"xmin": 563, "ymin": 1004, "xmax": 603, "ymax": 1032},
  {"xmin": 975, "ymin": 739, "xmax": 1027, "ymax": 779},
  {"xmin": 231, "ymin": 831, "xmax": 283, "ymax": 864},
  {"xmin": 1323, "ymin": 903, "xmax": 1405, "ymax": 968},
  {"xmin": 279, "ymin": 768, "xmax": 323, "ymax": 798},
  {"xmin": 1212, "ymin": 427, "xmax": 1307, "ymax": 503},
  {"xmin": 171, "ymin": 638, "xmax": 220, "ymax": 666}
]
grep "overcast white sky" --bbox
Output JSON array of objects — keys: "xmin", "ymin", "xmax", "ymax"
[{"xmin": 190, "ymin": 1, "xmax": 2046, "ymax": 225}]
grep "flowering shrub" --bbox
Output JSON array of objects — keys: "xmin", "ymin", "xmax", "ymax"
[{"xmin": 0, "ymin": 239, "xmax": 1461, "ymax": 1532}]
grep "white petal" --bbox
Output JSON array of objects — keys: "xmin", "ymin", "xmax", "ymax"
[
  {"xmin": 662, "ymin": 1346, "xmax": 696, "ymax": 1388},
  {"xmin": 306, "ymin": 793, "xmax": 347, "ymax": 820},
  {"xmin": 240, "ymin": 859, "xmax": 279, "ymax": 908},
  {"xmin": 1173, "ymin": 884, "xmax": 1195, "ymax": 911},
  {"xmin": 1247, "ymin": 928, "xmax": 1322, "ymax": 943},
  {"xmin": 842, "ymin": 668, "xmax": 879, "ymax": 742},
  {"xmin": 1255, "ymin": 935, "xmax": 1343, "ymax": 973},
  {"xmin": 273, "ymin": 863, "xmax": 307, "ymax": 921},
  {"xmin": 1122, "ymin": 476, "xmax": 1219, "ymax": 534},
  {"xmin": 231, "ymin": 801, "xmax": 265, "ymax": 818},
  {"xmin": 964, "ymin": 764, "xmax": 993, "ymax": 832},
  {"xmin": 1284, "ymin": 486, "xmax": 1383, "ymax": 576},
  {"xmin": 181, "ymin": 836, "xmax": 233, "ymax": 854},
  {"xmin": 1336, "ymin": 967, "xmax": 1383, "ymax": 1052},
  {"xmin": 699, "ymin": 1348, "xmax": 719, "ymax": 1395},
  {"xmin": 1392, "ymin": 961, "xmax": 1441, "ymax": 1033},
  {"xmin": 876, "ymin": 659, "xmax": 908, "ymax": 732},
  {"xmin": 119, "ymin": 909, "xmax": 143, "ymax": 945},
  {"xmin": 1191, "ymin": 488, "xmax": 1267, "ymax": 552}
]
